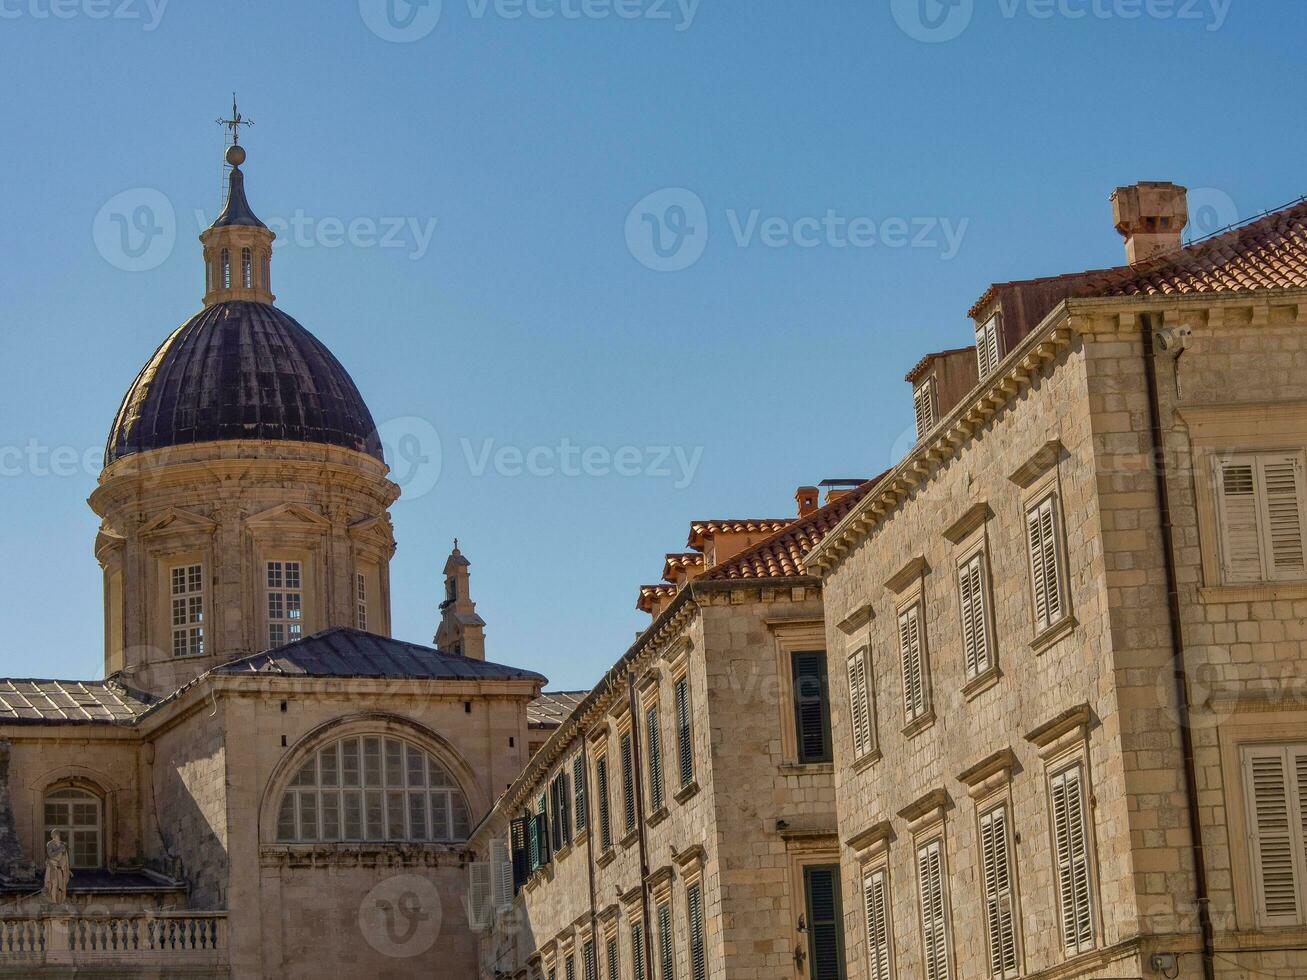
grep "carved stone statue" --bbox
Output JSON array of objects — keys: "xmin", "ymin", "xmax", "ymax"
[{"xmin": 44, "ymin": 830, "xmax": 70, "ymax": 905}]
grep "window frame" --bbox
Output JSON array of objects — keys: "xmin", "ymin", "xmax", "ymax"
[
  {"xmin": 265, "ymin": 558, "xmax": 305, "ymax": 649},
  {"xmin": 975, "ymin": 312, "xmax": 1002, "ymax": 377},
  {"xmin": 1023, "ymin": 483, "xmax": 1071, "ymax": 641},
  {"xmin": 913, "ymin": 375, "xmax": 938, "ymax": 440},
  {"xmin": 672, "ymin": 670, "xmax": 695, "ymax": 791},
  {"xmin": 846, "ymin": 645, "xmax": 877, "ymax": 764},
  {"xmin": 1046, "ymin": 756, "xmax": 1097, "ymax": 956},
  {"xmin": 861, "ymin": 861, "xmax": 894, "ymax": 980},
  {"xmin": 791, "ymin": 649, "xmax": 834, "ymax": 765},
  {"xmin": 802, "ymin": 863, "xmax": 847, "ymax": 980},
  {"xmin": 977, "ymin": 798, "xmax": 1021, "ymax": 979},
  {"xmin": 914, "ymin": 833, "xmax": 953, "ymax": 980},
  {"xmin": 1213, "ymin": 451, "xmax": 1307, "ymax": 585},
  {"xmin": 169, "ymin": 562, "xmax": 206, "ymax": 658},
  {"xmin": 43, "ymin": 784, "xmax": 104, "ymax": 870}
]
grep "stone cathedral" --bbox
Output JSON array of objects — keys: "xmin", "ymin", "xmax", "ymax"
[{"xmin": 0, "ymin": 140, "xmax": 545, "ymax": 978}]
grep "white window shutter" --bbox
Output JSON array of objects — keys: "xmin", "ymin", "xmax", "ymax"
[
  {"xmin": 980, "ymin": 805, "xmax": 1019, "ymax": 978},
  {"xmin": 863, "ymin": 868, "xmax": 892, "ymax": 980},
  {"xmin": 976, "ymin": 315, "xmax": 1001, "ymax": 376},
  {"xmin": 958, "ymin": 552, "xmax": 991, "ymax": 679},
  {"xmin": 898, "ymin": 605, "xmax": 928, "ymax": 721},
  {"xmin": 1218, "ymin": 458, "xmax": 1266, "ymax": 582},
  {"xmin": 916, "ymin": 839, "xmax": 950, "ymax": 980},
  {"xmin": 1050, "ymin": 763, "xmax": 1095, "ymax": 953},
  {"xmin": 1261, "ymin": 455, "xmax": 1307, "ymax": 579},
  {"xmin": 468, "ymin": 859, "xmax": 493, "ymax": 929},
  {"xmin": 847, "ymin": 648, "xmax": 873, "ymax": 759},
  {"xmin": 491, "ymin": 838, "xmax": 513, "ymax": 910},
  {"xmin": 1243, "ymin": 745, "xmax": 1307, "ymax": 926},
  {"xmin": 914, "ymin": 379, "xmax": 937, "ymax": 439},
  {"xmin": 1026, "ymin": 495, "xmax": 1064, "ymax": 632}
]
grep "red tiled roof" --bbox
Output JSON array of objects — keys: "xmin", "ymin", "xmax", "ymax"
[
  {"xmin": 636, "ymin": 583, "xmax": 678, "ymax": 612},
  {"xmin": 905, "ymin": 346, "xmax": 976, "ymax": 384},
  {"xmin": 968, "ymin": 196, "xmax": 1307, "ymax": 319},
  {"xmin": 687, "ymin": 519, "xmax": 793, "ymax": 551},
  {"xmin": 661, "ymin": 552, "xmax": 705, "ymax": 582},
  {"xmin": 704, "ymin": 478, "xmax": 884, "ymax": 581}
]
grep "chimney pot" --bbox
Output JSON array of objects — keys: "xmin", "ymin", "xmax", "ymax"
[
  {"xmin": 1111, "ymin": 181, "xmax": 1188, "ymax": 264},
  {"xmin": 795, "ymin": 486, "xmax": 819, "ymax": 518}
]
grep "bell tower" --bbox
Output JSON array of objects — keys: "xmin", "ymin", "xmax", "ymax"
[{"xmin": 434, "ymin": 541, "xmax": 486, "ymax": 660}]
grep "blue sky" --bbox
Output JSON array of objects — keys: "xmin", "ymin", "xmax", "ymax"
[{"xmin": 0, "ymin": 0, "xmax": 1302, "ymax": 688}]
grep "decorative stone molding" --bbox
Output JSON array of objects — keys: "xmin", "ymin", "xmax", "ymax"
[
  {"xmin": 1024, "ymin": 703, "xmax": 1092, "ymax": 760},
  {"xmin": 895, "ymin": 787, "xmax": 950, "ymax": 835},
  {"xmin": 884, "ymin": 556, "xmax": 928, "ymax": 595},
  {"xmin": 845, "ymin": 820, "xmax": 894, "ymax": 861},
  {"xmin": 942, "ymin": 501, "xmax": 992, "ymax": 544},
  {"xmin": 835, "ymin": 602, "xmax": 875, "ymax": 635},
  {"xmin": 673, "ymin": 844, "xmax": 706, "ymax": 880},
  {"xmin": 1007, "ymin": 439, "xmax": 1066, "ymax": 489},
  {"xmin": 258, "ymin": 842, "xmax": 462, "ymax": 870},
  {"xmin": 957, "ymin": 748, "xmax": 1017, "ymax": 800}
]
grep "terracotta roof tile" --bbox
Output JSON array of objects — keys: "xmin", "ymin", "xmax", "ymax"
[
  {"xmin": 905, "ymin": 347, "xmax": 975, "ymax": 384},
  {"xmin": 687, "ymin": 519, "xmax": 793, "ymax": 551},
  {"xmin": 636, "ymin": 583, "xmax": 679, "ymax": 612},
  {"xmin": 661, "ymin": 552, "xmax": 705, "ymax": 582},
  {"xmin": 704, "ymin": 477, "xmax": 885, "ymax": 581}
]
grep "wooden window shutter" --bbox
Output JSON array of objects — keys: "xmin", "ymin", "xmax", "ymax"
[
  {"xmin": 792, "ymin": 651, "xmax": 833, "ymax": 764},
  {"xmin": 596, "ymin": 755, "xmax": 612, "ymax": 850},
  {"xmin": 958, "ymin": 552, "xmax": 991, "ymax": 679},
  {"xmin": 898, "ymin": 604, "xmax": 929, "ymax": 721},
  {"xmin": 620, "ymin": 732, "xmax": 636, "ymax": 834},
  {"xmin": 657, "ymin": 901, "xmax": 674, "ymax": 979},
  {"xmin": 583, "ymin": 941, "xmax": 597, "ymax": 980},
  {"xmin": 863, "ymin": 867, "xmax": 892, "ymax": 980},
  {"xmin": 803, "ymin": 865, "xmax": 846, "ymax": 980},
  {"xmin": 979, "ymin": 804, "xmax": 1019, "ymax": 977},
  {"xmin": 573, "ymin": 753, "xmax": 588, "ymax": 832},
  {"xmin": 1049, "ymin": 763, "xmax": 1094, "ymax": 953},
  {"xmin": 847, "ymin": 648, "xmax": 874, "ymax": 760},
  {"xmin": 606, "ymin": 936, "xmax": 620, "ymax": 980},
  {"xmin": 687, "ymin": 882, "xmax": 707, "ymax": 980},
  {"xmin": 467, "ymin": 859, "xmax": 492, "ymax": 928},
  {"xmin": 914, "ymin": 379, "xmax": 937, "ymax": 439},
  {"xmin": 646, "ymin": 705, "xmax": 665, "ymax": 812},
  {"xmin": 631, "ymin": 922, "xmax": 646, "ymax": 980},
  {"xmin": 1217, "ymin": 458, "xmax": 1265, "ymax": 582},
  {"xmin": 1218, "ymin": 453, "xmax": 1307, "ymax": 583},
  {"xmin": 511, "ymin": 815, "xmax": 530, "ymax": 891},
  {"xmin": 675, "ymin": 676, "xmax": 694, "ymax": 788},
  {"xmin": 916, "ymin": 839, "xmax": 950, "ymax": 980},
  {"xmin": 976, "ymin": 315, "xmax": 1001, "ymax": 376},
  {"xmin": 1243, "ymin": 744, "xmax": 1307, "ymax": 926},
  {"xmin": 1026, "ymin": 495, "xmax": 1064, "ymax": 632},
  {"xmin": 491, "ymin": 837, "xmax": 512, "ymax": 910}
]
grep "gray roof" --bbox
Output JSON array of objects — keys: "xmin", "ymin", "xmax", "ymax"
[
  {"xmin": 214, "ymin": 628, "xmax": 547, "ymax": 682},
  {"xmin": 0, "ymin": 679, "xmax": 156, "ymax": 726},
  {"xmin": 528, "ymin": 690, "xmax": 587, "ymax": 729}
]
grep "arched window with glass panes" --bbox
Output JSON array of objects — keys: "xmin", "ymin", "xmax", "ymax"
[
  {"xmin": 44, "ymin": 786, "xmax": 103, "ymax": 869},
  {"xmin": 275, "ymin": 735, "xmax": 472, "ymax": 843}
]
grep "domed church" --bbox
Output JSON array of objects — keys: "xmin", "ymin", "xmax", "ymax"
[{"xmin": 0, "ymin": 140, "xmax": 545, "ymax": 978}]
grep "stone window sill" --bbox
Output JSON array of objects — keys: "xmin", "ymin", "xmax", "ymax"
[
  {"xmin": 619, "ymin": 829, "xmax": 639, "ymax": 850},
  {"xmin": 1199, "ymin": 582, "xmax": 1307, "ymax": 603},
  {"xmin": 573, "ymin": 828, "xmax": 589, "ymax": 848},
  {"xmin": 1030, "ymin": 615, "xmax": 1077, "ymax": 655},
  {"xmin": 596, "ymin": 848, "xmax": 616, "ymax": 869},
  {"xmin": 962, "ymin": 666, "xmax": 1001, "ymax": 702},
  {"xmin": 553, "ymin": 842, "xmax": 573, "ymax": 863},
  {"xmin": 779, "ymin": 762, "xmax": 834, "ymax": 776},
  {"xmin": 902, "ymin": 708, "xmax": 936, "ymax": 739},
  {"xmin": 673, "ymin": 781, "xmax": 700, "ymax": 805},
  {"xmin": 647, "ymin": 806, "xmax": 670, "ymax": 828},
  {"xmin": 852, "ymin": 749, "xmax": 882, "ymax": 774}
]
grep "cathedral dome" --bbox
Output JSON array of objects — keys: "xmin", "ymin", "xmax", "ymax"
[{"xmin": 105, "ymin": 300, "xmax": 384, "ymax": 465}]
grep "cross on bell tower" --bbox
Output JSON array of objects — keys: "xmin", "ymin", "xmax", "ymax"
[{"xmin": 217, "ymin": 93, "xmax": 254, "ymax": 145}]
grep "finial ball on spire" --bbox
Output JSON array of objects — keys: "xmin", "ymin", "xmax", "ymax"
[{"xmin": 225, "ymin": 144, "xmax": 247, "ymax": 167}]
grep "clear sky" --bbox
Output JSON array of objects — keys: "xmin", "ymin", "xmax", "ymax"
[{"xmin": 0, "ymin": 0, "xmax": 1302, "ymax": 688}]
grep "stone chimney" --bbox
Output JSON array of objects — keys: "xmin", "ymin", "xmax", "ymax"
[
  {"xmin": 796, "ymin": 486, "xmax": 819, "ymax": 518},
  {"xmin": 1111, "ymin": 181, "xmax": 1188, "ymax": 264}
]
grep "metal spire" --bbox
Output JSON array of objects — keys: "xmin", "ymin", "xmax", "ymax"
[{"xmin": 216, "ymin": 93, "xmax": 254, "ymax": 145}]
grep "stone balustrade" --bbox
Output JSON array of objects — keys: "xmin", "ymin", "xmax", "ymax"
[{"xmin": 0, "ymin": 911, "xmax": 227, "ymax": 973}]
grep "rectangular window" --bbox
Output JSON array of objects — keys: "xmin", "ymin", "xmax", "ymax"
[
  {"xmin": 550, "ymin": 769, "xmax": 571, "ymax": 851},
  {"xmin": 631, "ymin": 921, "xmax": 646, "ymax": 980},
  {"xmin": 914, "ymin": 377, "xmax": 937, "ymax": 439},
  {"xmin": 606, "ymin": 935, "xmax": 620, "ymax": 980},
  {"xmin": 583, "ymin": 941, "xmax": 597, "ymax": 980},
  {"xmin": 573, "ymin": 753, "xmax": 588, "ymax": 832},
  {"xmin": 847, "ymin": 647, "xmax": 875, "ymax": 761},
  {"xmin": 355, "ymin": 572, "xmax": 368, "ymax": 631},
  {"xmin": 674, "ymin": 675, "xmax": 694, "ymax": 789},
  {"xmin": 792, "ymin": 651, "xmax": 833, "ymax": 763},
  {"xmin": 1216, "ymin": 453, "xmax": 1307, "ymax": 583},
  {"xmin": 646, "ymin": 704, "xmax": 665, "ymax": 812},
  {"xmin": 170, "ymin": 563, "xmax": 205, "ymax": 658},
  {"xmin": 657, "ymin": 900, "xmax": 674, "ymax": 979},
  {"xmin": 1025, "ymin": 494, "xmax": 1067, "ymax": 634},
  {"xmin": 565, "ymin": 955, "xmax": 576, "ymax": 980},
  {"xmin": 620, "ymin": 731, "xmax": 636, "ymax": 836},
  {"xmin": 898, "ymin": 603, "xmax": 930, "ymax": 722},
  {"xmin": 266, "ymin": 560, "xmax": 303, "ymax": 648},
  {"xmin": 687, "ymin": 881, "xmax": 706, "ymax": 980},
  {"xmin": 803, "ymin": 865, "xmax": 846, "ymax": 980},
  {"xmin": 1049, "ymin": 761, "xmax": 1095, "ymax": 954},
  {"xmin": 979, "ymin": 803, "xmax": 1019, "ymax": 978},
  {"xmin": 596, "ymin": 753, "xmax": 613, "ymax": 851},
  {"xmin": 957, "ymin": 551, "xmax": 993, "ymax": 680},
  {"xmin": 916, "ymin": 838, "xmax": 951, "ymax": 980},
  {"xmin": 976, "ymin": 313, "xmax": 1001, "ymax": 377},
  {"xmin": 863, "ymin": 867, "xmax": 892, "ymax": 980},
  {"xmin": 1242, "ymin": 744, "xmax": 1307, "ymax": 926}
]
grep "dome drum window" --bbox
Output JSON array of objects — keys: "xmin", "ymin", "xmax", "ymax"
[
  {"xmin": 241, "ymin": 247, "xmax": 253, "ymax": 288},
  {"xmin": 276, "ymin": 735, "xmax": 472, "ymax": 843}
]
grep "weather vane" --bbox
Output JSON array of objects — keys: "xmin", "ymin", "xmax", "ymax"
[{"xmin": 217, "ymin": 93, "xmax": 253, "ymax": 145}]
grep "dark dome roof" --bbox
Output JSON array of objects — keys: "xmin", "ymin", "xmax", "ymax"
[{"xmin": 106, "ymin": 301, "xmax": 384, "ymax": 465}]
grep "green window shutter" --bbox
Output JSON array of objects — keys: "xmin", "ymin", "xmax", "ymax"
[
  {"xmin": 803, "ymin": 864, "xmax": 846, "ymax": 980},
  {"xmin": 647, "ymin": 705, "xmax": 665, "ymax": 812},
  {"xmin": 792, "ymin": 651, "xmax": 833, "ymax": 764},
  {"xmin": 687, "ymin": 882, "xmax": 706, "ymax": 980},
  {"xmin": 632, "ymin": 922, "xmax": 646, "ymax": 980},
  {"xmin": 596, "ymin": 755, "xmax": 612, "ymax": 850},
  {"xmin": 606, "ymin": 936, "xmax": 619, "ymax": 980},
  {"xmin": 674, "ymin": 677, "xmax": 694, "ymax": 788},
  {"xmin": 620, "ymin": 732, "xmax": 636, "ymax": 834},
  {"xmin": 573, "ymin": 753, "xmax": 588, "ymax": 832},
  {"xmin": 658, "ymin": 901, "xmax": 674, "ymax": 979}
]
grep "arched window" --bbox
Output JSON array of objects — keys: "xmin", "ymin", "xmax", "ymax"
[
  {"xmin": 241, "ymin": 247, "xmax": 253, "ymax": 288},
  {"xmin": 262, "ymin": 252, "xmax": 270, "ymax": 289},
  {"xmin": 220, "ymin": 248, "xmax": 231, "ymax": 288},
  {"xmin": 275, "ymin": 735, "xmax": 471, "ymax": 843},
  {"xmin": 44, "ymin": 787, "xmax": 102, "ymax": 869}
]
